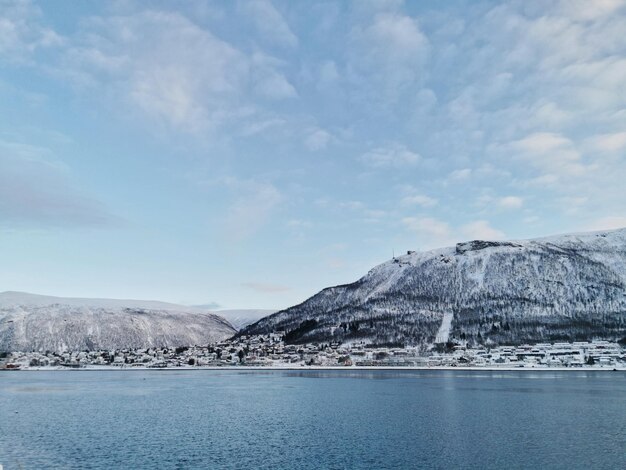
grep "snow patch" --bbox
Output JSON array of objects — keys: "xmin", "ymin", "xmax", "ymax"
[{"xmin": 435, "ymin": 312, "xmax": 454, "ymax": 343}]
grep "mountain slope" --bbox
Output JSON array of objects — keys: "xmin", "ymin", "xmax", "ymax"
[
  {"xmin": 0, "ymin": 292, "xmax": 236, "ymax": 352},
  {"xmin": 242, "ymin": 228, "xmax": 626, "ymax": 347},
  {"xmin": 214, "ymin": 309, "xmax": 277, "ymax": 330}
]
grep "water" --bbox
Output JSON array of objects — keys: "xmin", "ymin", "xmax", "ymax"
[{"xmin": 1, "ymin": 370, "xmax": 625, "ymax": 469}]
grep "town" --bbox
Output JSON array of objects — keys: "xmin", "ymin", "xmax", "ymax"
[{"xmin": 2, "ymin": 335, "xmax": 625, "ymax": 370}]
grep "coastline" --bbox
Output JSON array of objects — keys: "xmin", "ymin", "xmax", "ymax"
[{"xmin": 4, "ymin": 365, "xmax": 625, "ymax": 372}]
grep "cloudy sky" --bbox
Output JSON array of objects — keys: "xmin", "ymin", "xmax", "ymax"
[{"xmin": 2, "ymin": 0, "xmax": 626, "ymax": 309}]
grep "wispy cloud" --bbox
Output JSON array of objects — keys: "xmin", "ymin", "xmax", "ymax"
[
  {"xmin": 498, "ymin": 196, "xmax": 524, "ymax": 210},
  {"xmin": 350, "ymin": 10, "xmax": 429, "ymax": 97},
  {"xmin": 286, "ymin": 219, "xmax": 312, "ymax": 229},
  {"xmin": 401, "ymin": 194, "xmax": 438, "ymax": 208},
  {"xmin": 511, "ymin": 132, "xmax": 589, "ymax": 179},
  {"xmin": 402, "ymin": 216, "xmax": 506, "ymax": 249},
  {"xmin": 250, "ymin": 52, "xmax": 297, "ymax": 99},
  {"xmin": 238, "ymin": 0, "xmax": 298, "ymax": 49},
  {"xmin": 402, "ymin": 217, "xmax": 452, "ymax": 247},
  {"xmin": 54, "ymin": 10, "xmax": 297, "ymax": 135},
  {"xmin": 304, "ymin": 128, "xmax": 332, "ymax": 151},
  {"xmin": 223, "ymin": 179, "xmax": 282, "ymax": 240},
  {"xmin": 0, "ymin": 0, "xmax": 63, "ymax": 63},
  {"xmin": 461, "ymin": 220, "xmax": 505, "ymax": 241},
  {"xmin": 0, "ymin": 140, "xmax": 120, "ymax": 228},
  {"xmin": 583, "ymin": 132, "xmax": 626, "ymax": 153},
  {"xmin": 359, "ymin": 144, "xmax": 420, "ymax": 168}
]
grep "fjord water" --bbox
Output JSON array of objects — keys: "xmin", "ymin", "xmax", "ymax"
[{"xmin": 1, "ymin": 371, "xmax": 625, "ymax": 469}]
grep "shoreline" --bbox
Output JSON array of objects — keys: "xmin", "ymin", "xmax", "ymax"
[{"xmin": 4, "ymin": 365, "xmax": 625, "ymax": 372}]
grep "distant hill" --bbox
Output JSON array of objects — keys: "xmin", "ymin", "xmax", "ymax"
[
  {"xmin": 242, "ymin": 228, "xmax": 626, "ymax": 348},
  {"xmin": 0, "ymin": 292, "xmax": 235, "ymax": 352},
  {"xmin": 214, "ymin": 309, "xmax": 277, "ymax": 330}
]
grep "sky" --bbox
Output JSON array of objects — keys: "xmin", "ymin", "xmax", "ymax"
[{"xmin": 1, "ymin": 0, "xmax": 626, "ymax": 309}]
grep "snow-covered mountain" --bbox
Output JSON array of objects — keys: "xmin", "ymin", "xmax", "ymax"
[
  {"xmin": 0, "ymin": 292, "xmax": 236, "ymax": 352},
  {"xmin": 214, "ymin": 309, "xmax": 277, "ymax": 330},
  {"xmin": 242, "ymin": 228, "xmax": 626, "ymax": 348}
]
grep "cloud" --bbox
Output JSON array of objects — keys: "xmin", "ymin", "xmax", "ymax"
[
  {"xmin": 365, "ymin": 13, "xmax": 427, "ymax": 55},
  {"xmin": 498, "ymin": 196, "xmax": 524, "ymax": 210},
  {"xmin": 304, "ymin": 128, "xmax": 332, "ymax": 151},
  {"xmin": 240, "ymin": 117, "xmax": 286, "ymax": 136},
  {"xmin": 69, "ymin": 11, "xmax": 249, "ymax": 132},
  {"xmin": 510, "ymin": 132, "xmax": 589, "ymax": 178},
  {"xmin": 513, "ymin": 132, "xmax": 572, "ymax": 154},
  {"xmin": 0, "ymin": 140, "xmax": 120, "ymax": 228},
  {"xmin": 447, "ymin": 168, "xmax": 472, "ymax": 181},
  {"xmin": 0, "ymin": 0, "xmax": 63, "ymax": 63},
  {"xmin": 335, "ymin": 200, "xmax": 378, "ymax": 222},
  {"xmin": 584, "ymin": 132, "xmax": 626, "ymax": 153},
  {"xmin": 558, "ymin": 196, "xmax": 588, "ymax": 215},
  {"xmin": 241, "ymin": 282, "xmax": 290, "ymax": 293},
  {"xmin": 6, "ymin": 0, "xmax": 626, "ymax": 249},
  {"xmin": 403, "ymin": 216, "xmax": 506, "ymax": 248},
  {"xmin": 359, "ymin": 144, "xmax": 420, "ymax": 168},
  {"xmin": 286, "ymin": 219, "xmax": 312, "ymax": 229},
  {"xmin": 401, "ymin": 194, "xmax": 438, "ymax": 208},
  {"xmin": 476, "ymin": 2, "xmax": 626, "ymax": 74},
  {"xmin": 413, "ymin": 0, "xmax": 626, "ymax": 226},
  {"xmin": 238, "ymin": 0, "xmax": 298, "ymax": 48},
  {"xmin": 554, "ymin": 0, "xmax": 626, "ymax": 21},
  {"xmin": 402, "ymin": 216, "xmax": 451, "ymax": 239},
  {"xmin": 461, "ymin": 220, "xmax": 505, "ymax": 240},
  {"xmin": 223, "ymin": 179, "xmax": 282, "ymax": 240},
  {"xmin": 349, "ymin": 11, "xmax": 430, "ymax": 96},
  {"xmin": 57, "ymin": 10, "xmax": 296, "ymax": 133},
  {"xmin": 362, "ymin": 209, "xmax": 388, "ymax": 224},
  {"xmin": 339, "ymin": 200, "xmax": 365, "ymax": 210},
  {"xmin": 251, "ymin": 52, "xmax": 297, "ymax": 99}
]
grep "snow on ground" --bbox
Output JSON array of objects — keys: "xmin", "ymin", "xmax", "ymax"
[
  {"xmin": 435, "ymin": 312, "xmax": 454, "ymax": 343},
  {"xmin": 0, "ymin": 292, "xmax": 236, "ymax": 352}
]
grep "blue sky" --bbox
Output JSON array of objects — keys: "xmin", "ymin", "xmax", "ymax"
[{"xmin": 2, "ymin": 0, "xmax": 626, "ymax": 309}]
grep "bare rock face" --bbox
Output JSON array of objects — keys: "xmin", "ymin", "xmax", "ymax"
[
  {"xmin": 455, "ymin": 240, "xmax": 522, "ymax": 254},
  {"xmin": 0, "ymin": 292, "xmax": 236, "ymax": 352},
  {"xmin": 242, "ymin": 228, "xmax": 626, "ymax": 348}
]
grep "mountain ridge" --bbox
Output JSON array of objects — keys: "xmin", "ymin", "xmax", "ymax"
[
  {"xmin": 0, "ymin": 291, "xmax": 211, "ymax": 313},
  {"xmin": 0, "ymin": 292, "xmax": 236, "ymax": 352},
  {"xmin": 241, "ymin": 227, "xmax": 626, "ymax": 347}
]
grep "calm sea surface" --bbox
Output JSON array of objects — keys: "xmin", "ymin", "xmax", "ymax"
[{"xmin": 1, "ymin": 370, "xmax": 625, "ymax": 469}]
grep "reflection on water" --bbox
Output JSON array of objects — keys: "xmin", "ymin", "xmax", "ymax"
[{"xmin": 1, "ymin": 370, "xmax": 625, "ymax": 469}]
